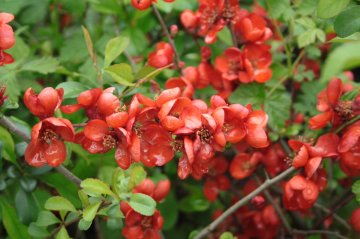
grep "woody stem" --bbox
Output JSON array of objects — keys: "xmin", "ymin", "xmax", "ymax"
[
  {"xmin": 193, "ymin": 167, "xmax": 296, "ymax": 239},
  {"xmin": 151, "ymin": 4, "xmax": 181, "ymax": 71},
  {"xmin": 0, "ymin": 116, "xmax": 82, "ymax": 186}
]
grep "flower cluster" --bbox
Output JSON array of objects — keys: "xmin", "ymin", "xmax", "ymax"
[
  {"xmin": 0, "ymin": 13, "xmax": 15, "ymax": 66},
  {"xmin": 121, "ymin": 178, "xmax": 170, "ymax": 239},
  {"xmin": 24, "ymin": 86, "xmax": 269, "ymax": 180}
]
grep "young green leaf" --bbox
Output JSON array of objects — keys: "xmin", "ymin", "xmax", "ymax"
[
  {"xmin": 129, "ymin": 193, "xmax": 156, "ymax": 216},
  {"xmin": 104, "ymin": 63, "xmax": 135, "ymax": 86},
  {"xmin": 81, "ymin": 26, "xmax": 96, "ymax": 63},
  {"xmin": 21, "ymin": 57, "xmax": 59, "ymax": 74},
  {"xmin": 80, "ymin": 178, "xmax": 115, "ymax": 197},
  {"xmin": 28, "ymin": 223, "xmax": 50, "ymax": 238},
  {"xmin": 45, "ymin": 196, "xmax": 77, "ymax": 212},
  {"xmin": 317, "ymin": 0, "xmax": 349, "ymax": 18},
  {"xmin": 55, "ymin": 226, "xmax": 70, "ymax": 239},
  {"xmin": 83, "ymin": 201, "xmax": 101, "ymax": 222},
  {"xmin": 78, "ymin": 218, "xmax": 92, "ymax": 231},
  {"xmin": 220, "ymin": 232, "xmax": 236, "ymax": 239},
  {"xmin": 104, "ymin": 36, "xmax": 130, "ymax": 67},
  {"xmin": 36, "ymin": 211, "xmax": 60, "ymax": 227}
]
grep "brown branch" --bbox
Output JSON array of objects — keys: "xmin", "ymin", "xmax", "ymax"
[
  {"xmin": 254, "ymin": 175, "xmax": 292, "ymax": 233},
  {"xmin": 0, "ymin": 116, "xmax": 31, "ymax": 142},
  {"xmin": 292, "ymin": 229, "xmax": 348, "ymax": 239},
  {"xmin": 0, "ymin": 116, "xmax": 82, "ymax": 186},
  {"xmin": 193, "ymin": 167, "xmax": 296, "ymax": 239},
  {"xmin": 151, "ymin": 4, "xmax": 181, "ymax": 71},
  {"xmin": 313, "ymin": 203, "xmax": 351, "ymax": 231}
]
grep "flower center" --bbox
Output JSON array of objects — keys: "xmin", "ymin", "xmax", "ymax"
[
  {"xmin": 141, "ymin": 216, "xmax": 152, "ymax": 228},
  {"xmin": 197, "ymin": 127, "xmax": 213, "ymax": 144},
  {"xmin": 103, "ymin": 135, "xmax": 117, "ymax": 149},
  {"xmin": 334, "ymin": 101, "xmax": 353, "ymax": 121},
  {"xmin": 41, "ymin": 129, "xmax": 58, "ymax": 144},
  {"xmin": 172, "ymin": 140, "xmax": 184, "ymax": 152}
]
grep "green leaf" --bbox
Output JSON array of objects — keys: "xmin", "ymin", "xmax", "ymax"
[
  {"xmin": 78, "ymin": 190, "xmax": 90, "ymax": 208},
  {"xmin": 217, "ymin": 28, "xmax": 232, "ymax": 46},
  {"xmin": 317, "ymin": 0, "xmax": 349, "ymax": 18},
  {"xmin": 334, "ymin": 6, "xmax": 360, "ymax": 38},
  {"xmin": 228, "ymin": 83, "xmax": 266, "ymax": 106},
  {"xmin": 56, "ymin": 81, "xmax": 88, "ymax": 99},
  {"xmin": 297, "ymin": 28, "xmax": 323, "ymax": 48},
  {"xmin": 220, "ymin": 232, "xmax": 236, "ymax": 239},
  {"xmin": 129, "ymin": 193, "xmax": 156, "ymax": 216},
  {"xmin": 82, "ymin": 26, "xmax": 96, "ymax": 63},
  {"xmin": 80, "ymin": 178, "xmax": 115, "ymax": 197},
  {"xmin": 0, "ymin": 198, "xmax": 31, "ymax": 239},
  {"xmin": 78, "ymin": 219, "xmax": 92, "ymax": 231},
  {"xmin": 104, "ymin": 63, "xmax": 135, "ymax": 86},
  {"xmin": 21, "ymin": 57, "xmax": 60, "ymax": 74},
  {"xmin": 104, "ymin": 36, "xmax": 130, "ymax": 67},
  {"xmin": 55, "ymin": 226, "xmax": 70, "ymax": 239},
  {"xmin": 36, "ymin": 211, "xmax": 60, "ymax": 227},
  {"xmin": 352, "ymin": 180, "xmax": 360, "ymax": 203},
  {"xmin": 0, "ymin": 126, "xmax": 16, "ymax": 165},
  {"xmin": 320, "ymin": 41, "xmax": 360, "ymax": 82},
  {"xmin": 45, "ymin": 196, "xmax": 77, "ymax": 212},
  {"xmin": 158, "ymin": 190, "xmax": 178, "ymax": 230},
  {"xmin": 83, "ymin": 201, "xmax": 101, "ymax": 222},
  {"xmin": 128, "ymin": 165, "xmax": 147, "ymax": 191},
  {"xmin": 28, "ymin": 223, "xmax": 50, "ymax": 238},
  {"xmin": 265, "ymin": 90, "xmax": 291, "ymax": 132},
  {"xmin": 266, "ymin": 0, "xmax": 294, "ymax": 21}
]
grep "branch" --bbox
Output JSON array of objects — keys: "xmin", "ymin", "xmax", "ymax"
[
  {"xmin": 292, "ymin": 229, "xmax": 348, "ymax": 239},
  {"xmin": 0, "ymin": 116, "xmax": 82, "ymax": 186},
  {"xmin": 335, "ymin": 114, "xmax": 360, "ymax": 134},
  {"xmin": 193, "ymin": 167, "xmax": 296, "ymax": 239},
  {"xmin": 313, "ymin": 203, "xmax": 351, "ymax": 231},
  {"xmin": 254, "ymin": 175, "xmax": 292, "ymax": 233},
  {"xmin": 151, "ymin": 4, "xmax": 181, "ymax": 71},
  {"xmin": 0, "ymin": 116, "xmax": 31, "ymax": 142},
  {"xmin": 55, "ymin": 165, "xmax": 82, "ymax": 186}
]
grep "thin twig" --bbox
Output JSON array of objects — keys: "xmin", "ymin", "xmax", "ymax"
[
  {"xmin": 151, "ymin": 4, "xmax": 181, "ymax": 70},
  {"xmin": 335, "ymin": 114, "xmax": 360, "ymax": 134},
  {"xmin": 254, "ymin": 175, "xmax": 292, "ymax": 233},
  {"xmin": 0, "ymin": 116, "xmax": 31, "ymax": 142},
  {"xmin": 55, "ymin": 165, "xmax": 82, "ymax": 186},
  {"xmin": 313, "ymin": 203, "xmax": 351, "ymax": 231},
  {"xmin": 0, "ymin": 116, "xmax": 82, "ymax": 186},
  {"xmin": 193, "ymin": 167, "xmax": 297, "ymax": 239},
  {"xmin": 292, "ymin": 229, "xmax": 348, "ymax": 239}
]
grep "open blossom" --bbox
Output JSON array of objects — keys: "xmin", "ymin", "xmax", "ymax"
[
  {"xmin": 25, "ymin": 117, "xmax": 75, "ymax": 167},
  {"xmin": 309, "ymin": 78, "xmax": 353, "ymax": 130},
  {"xmin": 24, "ymin": 87, "xmax": 64, "ymax": 119},
  {"xmin": 215, "ymin": 46, "xmax": 272, "ymax": 83},
  {"xmin": 289, "ymin": 133, "xmax": 339, "ymax": 178},
  {"xmin": 148, "ymin": 42, "xmax": 174, "ymax": 68}
]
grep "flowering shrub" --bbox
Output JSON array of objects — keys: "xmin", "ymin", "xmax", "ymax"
[{"xmin": 1, "ymin": 1, "xmax": 360, "ymax": 239}]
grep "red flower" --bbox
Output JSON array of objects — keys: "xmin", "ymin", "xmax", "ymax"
[
  {"xmin": 25, "ymin": 117, "xmax": 75, "ymax": 167},
  {"xmin": 122, "ymin": 207, "xmax": 164, "ymax": 239},
  {"xmin": 24, "ymin": 87, "xmax": 64, "ymax": 119},
  {"xmin": 215, "ymin": 46, "xmax": 272, "ymax": 83},
  {"xmin": 133, "ymin": 179, "xmax": 171, "ymax": 202},
  {"xmin": 229, "ymin": 152, "xmax": 262, "ymax": 179},
  {"xmin": 131, "ymin": 0, "xmax": 153, "ymax": 10},
  {"xmin": 309, "ymin": 78, "xmax": 352, "ymax": 130},
  {"xmin": 148, "ymin": 42, "xmax": 174, "ymax": 68},
  {"xmin": 283, "ymin": 174, "xmax": 319, "ymax": 211},
  {"xmin": 61, "ymin": 88, "xmax": 128, "ymax": 126},
  {"xmin": 234, "ymin": 13, "xmax": 272, "ymax": 43},
  {"xmin": 349, "ymin": 208, "xmax": 360, "ymax": 232},
  {"xmin": 0, "ymin": 49, "xmax": 14, "ymax": 66},
  {"xmin": 0, "ymin": 13, "xmax": 15, "ymax": 50},
  {"xmin": 289, "ymin": 133, "xmax": 339, "ymax": 178},
  {"xmin": 165, "ymin": 77, "xmax": 194, "ymax": 98}
]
